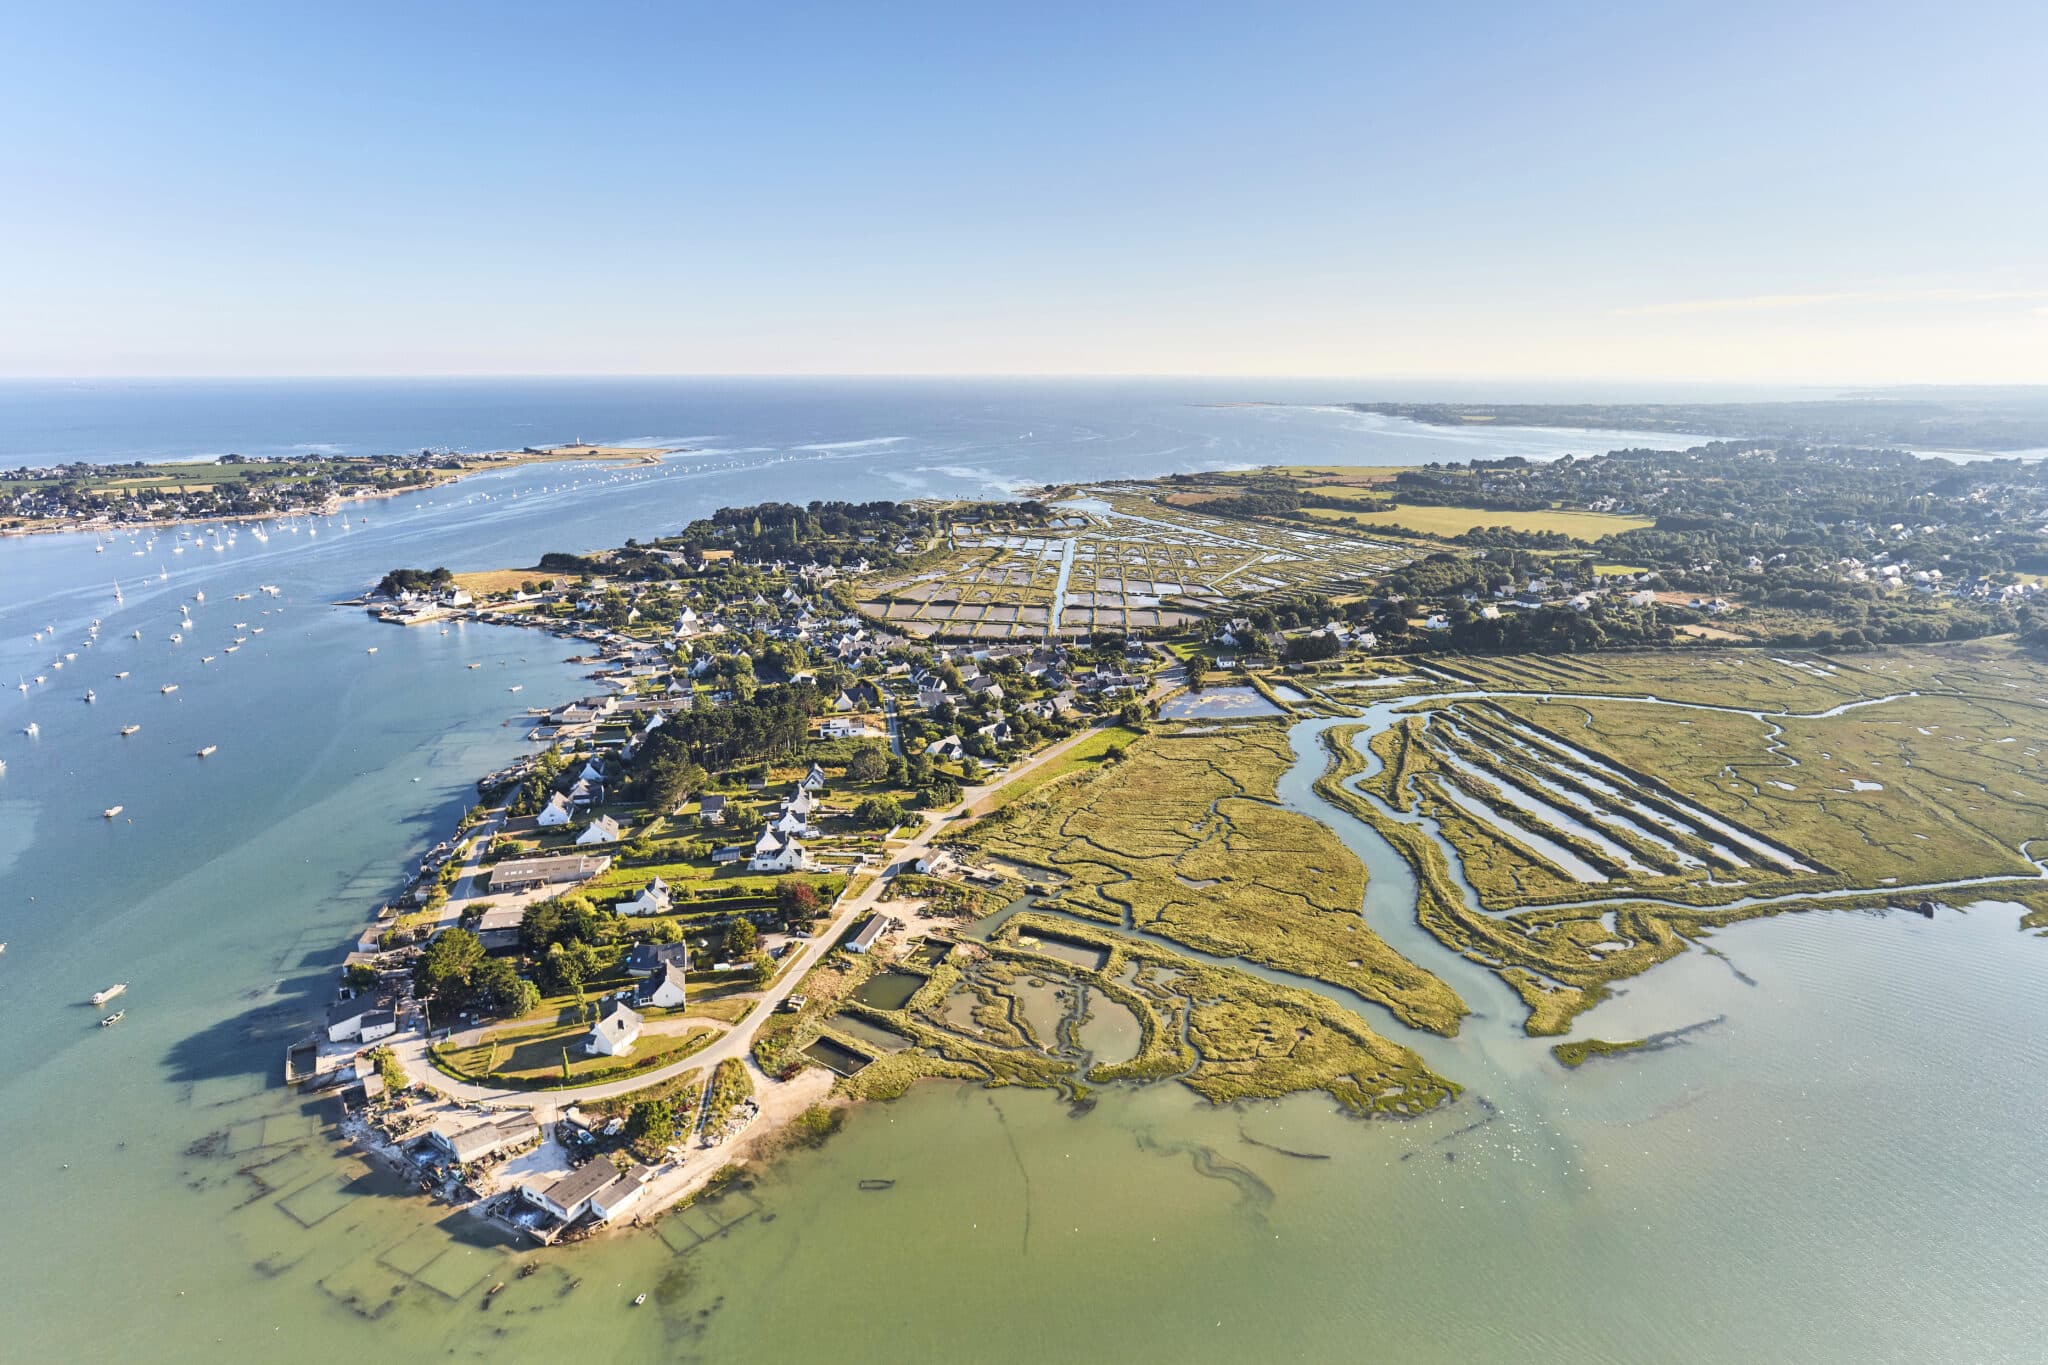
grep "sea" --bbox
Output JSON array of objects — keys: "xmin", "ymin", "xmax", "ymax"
[{"xmin": 1, "ymin": 378, "xmax": 2043, "ymax": 1363}]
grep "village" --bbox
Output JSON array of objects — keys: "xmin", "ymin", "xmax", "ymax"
[{"xmin": 295, "ymin": 497, "xmax": 1193, "ymax": 1245}]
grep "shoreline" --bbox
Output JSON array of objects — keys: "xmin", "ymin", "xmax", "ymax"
[{"xmin": 0, "ymin": 445, "xmax": 671, "ymax": 538}]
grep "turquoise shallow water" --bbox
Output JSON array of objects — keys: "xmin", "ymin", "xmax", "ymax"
[{"xmin": 2, "ymin": 383, "xmax": 2044, "ymax": 1362}]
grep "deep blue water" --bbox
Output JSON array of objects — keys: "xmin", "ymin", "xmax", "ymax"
[{"xmin": 0, "ymin": 376, "xmax": 1717, "ymax": 471}]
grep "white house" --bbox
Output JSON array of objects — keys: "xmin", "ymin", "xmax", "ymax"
[
  {"xmin": 633, "ymin": 962, "xmax": 688, "ymax": 1010},
  {"xmin": 522, "ymin": 1162, "xmax": 621, "ymax": 1224},
  {"xmin": 536, "ymin": 792, "xmax": 574, "ymax": 827},
  {"xmin": 619, "ymin": 876, "xmax": 671, "ymax": 917},
  {"xmin": 750, "ymin": 832, "xmax": 810, "ymax": 874},
  {"xmin": 326, "ymin": 995, "xmax": 395, "ymax": 1044},
  {"xmin": 589, "ymin": 1165, "xmax": 656, "ymax": 1222},
  {"xmin": 802, "ymin": 762, "xmax": 828, "ymax": 791},
  {"xmin": 820, "ymin": 717, "xmax": 877, "ymax": 739},
  {"xmin": 925, "ymin": 734, "xmax": 964, "ymax": 760},
  {"xmin": 577, "ymin": 815, "xmax": 622, "ymax": 846},
  {"xmin": 771, "ymin": 807, "xmax": 815, "ymax": 838},
  {"xmin": 585, "ymin": 1002, "xmax": 643, "ymax": 1057}
]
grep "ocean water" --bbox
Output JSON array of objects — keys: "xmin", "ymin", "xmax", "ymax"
[{"xmin": 2, "ymin": 380, "xmax": 2044, "ymax": 1363}]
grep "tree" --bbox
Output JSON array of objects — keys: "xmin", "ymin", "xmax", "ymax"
[
  {"xmin": 777, "ymin": 880, "xmax": 822, "ymax": 917},
  {"xmin": 844, "ymin": 744, "xmax": 890, "ymax": 784},
  {"xmin": 750, "ymin": 952, "xmax": 777, "ymax": 986},
  {"xmin": 959, "ymin": 756, "xmax": 982, "ymax": 783},
  {"xmin": 851, "ymin": 794, "xmax": 906, "ymax": 829},
  {"xmin": 415, "ymin": 928, "xmax": 485, "ymax": 1002},
  {"xmin": 1117, "ymin": 701, "xmax": 1147, "ymax": 728},
  {"xmin": 627, "ymin": 1099, "xmax": 676, "ymax": 1150},
  {"xmin": 343, "ymin": 963, "xmax": 378, "ymax": 990},
  {"xmin": 541, "ymin": 940, "xmax": 600, "ymax": 993},
  {"xmin": 724, "ymin": 918, "xmax": 758, "ymax": 958},
  {"xmin": 473, "ymin": 957, "xmax": 540, "ymax": 1018}
]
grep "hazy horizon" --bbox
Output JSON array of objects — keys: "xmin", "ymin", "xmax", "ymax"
[{"xmin": 5, "ymin": 1, "xmax": 2044, "ymax": 384}]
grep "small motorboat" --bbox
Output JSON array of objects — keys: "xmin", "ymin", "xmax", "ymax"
[
  {"xmin": 632, "ymin": 1294, "xmax": 646, "ymax": 1306},
  {"xmin": 120, "ymin": 725, "xmax": 140, "ymax": 736},
  {"xmin": 365, "ymin": 647, "xmax": 378, "ymax": 655},
  {"xmin": 507, "ymin": 685, "xmax": 522, "ymax": 693},
  {"xmin": 197, "ymin": 745, "xmax": 217, "ymax": 757},
  {"xmin": 91, "ymin": 983, "xmax": 128, "ymax": 1005},
  {"xmin": 102, "ymin": 805, "xmax": 124, "ymax": 818},
  {"xmin": 161, "ymin": 684, "xmax": 179, "ymax": 694},
  {"xmin": 23, "ymin": 722, "xmax": 39, "ymax": 737},
  {"xmin": 115, "ymin": 671, "xmax": 129, "ymax": 679},
  {"xmin": 100, "ymin": 1010, "xmax": 125, "ymax": 1027},
  {"xmin": 83, "ymin": 690, "xmax": 95, "ymax": 703}
]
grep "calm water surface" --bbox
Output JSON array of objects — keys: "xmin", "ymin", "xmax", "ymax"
[{"xmin": 2, "ymin": 382, "xmax": 2043, "ymax": 1362}]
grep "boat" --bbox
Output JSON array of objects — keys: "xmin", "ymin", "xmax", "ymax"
[
  {"xmin": 365, "ymin": 647, "xmax": 378, "ymax": 655},
  {"xmin": 168, "ymin": 634, "xmax": 182, "ymax": 643},
  {"xmin": 102, "ymin": 805, "xmax": 124, "ymax": 818},
  {"xmin": 132, "ymin": 629, "xmax": 141, "ymax": 639},
  {"xmin": 115, "ymin": 671, "xmax": 129, "ymax": 679},
  {"xmin": 467, "ymin": 663, "xmax": 481, "ymax": 669},
  {"xmin": 197, "ymin": 745, "xmax": 217, "ymax": 757},
  {"xmin": 83, "ymin": 690, "xmax": 95, "ymax": 703},
  {"xmin": 121, "ymin": 725, "xmax": 140, "ymax": 735},
  {"xmin": 201, "ymin": 655, "xmax": 215, "ymax": 664},
  {"xmin": 161, "ymin": 684, "xmax": 179, "ymax": 694},
  {"xmin": 23, "ymin": 723, "xmax": 38, "ymax": 737},
  {"xmin": 100, "ymin": 1010, "xmax": 124, "ymax": 1027},
  {"xmin": 632, "ymin": 1294, "xmax": 646, "ymax": 1306},
  {"xmin": 16, "ymin": 678, "xmax": 27, "ymax": 694},
  {"xmin": 91, "ymin": 983, "xmax": 127, "ymax": 1005},
  {"xmin": 194, "ymin": 590, "xmax": 205, "ymax": 602},
  {"xmin": 234, "ymin": 593, "xmax": 251, "ymax": 601},
  {"xmin": 508, "ymin": 685, "xmax": 522, "ymax": 693}
]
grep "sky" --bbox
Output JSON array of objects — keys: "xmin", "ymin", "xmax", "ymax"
[{"xmin": 2, "ymin": 0, "xmax": 2044, "ymax": 383}]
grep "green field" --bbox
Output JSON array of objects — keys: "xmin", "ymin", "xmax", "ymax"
[{"xmin": 429, "ymin": 1013, "xmax": 718, "ymax": 1088}]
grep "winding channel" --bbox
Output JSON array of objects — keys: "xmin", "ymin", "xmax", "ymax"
[{"xmin": 980, "ymin": 684, "xmax": 2048, "ymax": 1115}]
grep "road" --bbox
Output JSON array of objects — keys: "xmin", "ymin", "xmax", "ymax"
[{"xmin": 387, "ymin": 698, "xmax": 1177, "ymax": 1115}]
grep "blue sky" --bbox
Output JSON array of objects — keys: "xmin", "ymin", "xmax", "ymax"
[{"xmin": 3, "ymin": 0, "xmax": 2043, "ymax": 381}]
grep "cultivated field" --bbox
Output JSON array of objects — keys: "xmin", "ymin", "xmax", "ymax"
[
  {"xmin": 1300, "ymin": 503, "xmax": 1654, "ymax": 541},
  {"xmin": 857, "ymin": 486, "xmax": 1413, "ymax": 639}
]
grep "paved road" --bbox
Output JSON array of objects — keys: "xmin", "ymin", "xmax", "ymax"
[{"xmin": 390, "ymin": 708, "xmax": 1164, "ymax": 1114}]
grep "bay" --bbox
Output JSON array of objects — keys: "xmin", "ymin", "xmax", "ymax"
[{"xmin": 1, "ymin": 380, "xmax": 2041, "ymax": 1363}]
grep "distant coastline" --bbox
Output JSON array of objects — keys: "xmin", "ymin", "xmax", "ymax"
[{"xmin": 0, "ymin": 443, "xmax": 675, "ymax": 537}]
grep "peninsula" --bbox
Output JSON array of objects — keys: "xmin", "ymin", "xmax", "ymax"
[
  {"xmin": 0, "ymin": 442, "xmax": 674, "ymax": 534},
  {"xmin": 299, "ymin": 434, "xmax": 2048, "ymax": 1248}
]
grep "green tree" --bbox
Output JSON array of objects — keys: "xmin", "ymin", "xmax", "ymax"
[
  {"xmin": 343, "ymin": 962, "xmax": 378, "ymax": 990},
  {"xmin": 415, "ymin": 927, "xmax": 484, "ymax": 1001},
  {"xmin": 725, "ymin": 918, "xmax": 758, "ymax": 959},
  {"xmin": 851, "ymin": 794, "xmax": 906, "ymax": 829},
  {"xmin": 750, "ymin": 952, "xmax": 777, "ymax": 986},
  {"xmin": 541, "ymin": 940, "xmax": 601, "ymax": 993},
  {"xmin": 627, "ymin": 1099, "xmax": 676, "ymax": 1150},
  {"xmin": 843, "ymin": 744, "xmax": 890, "ymax": 784},
  {"xmin": 473, "ymin": 957, "xmax": 540, "ymax": 1019}
]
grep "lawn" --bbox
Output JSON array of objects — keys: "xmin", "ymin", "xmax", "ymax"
[
  {"xmin": 1300, "ymin": 503, "xmax": 1654, "ymax": 541},
  {"xmin": 430, "ymin": 1016, "xmax": 718, "ymax": 1088},
  {"xmin": 978, "ymin": 725, "xmax": 1140, "ymax": 811}
]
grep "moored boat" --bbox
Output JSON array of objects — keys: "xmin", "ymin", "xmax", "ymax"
[
  {"xmin": 91, "ymin": 983, "xmax": 128, "ymax": 1005},
  {"xmin": 100, "ymin": 1010, "xmax": 125, "ymax": 1027}
]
